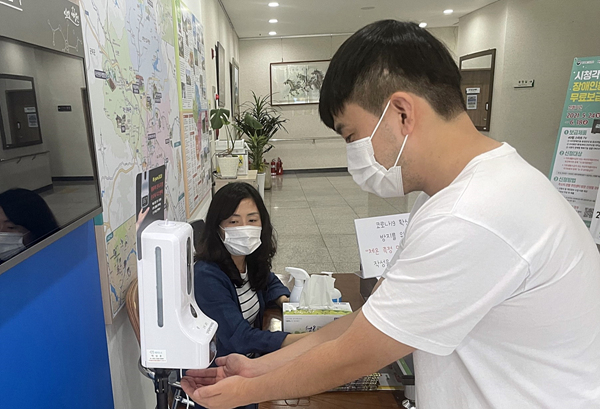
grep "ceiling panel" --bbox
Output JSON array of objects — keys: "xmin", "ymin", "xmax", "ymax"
[{"xmin": 221, "ymin": 0, "xmax": 498, "ymax": 38}]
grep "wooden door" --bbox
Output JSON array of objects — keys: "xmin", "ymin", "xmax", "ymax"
[
  {"xmin": 461, "ymin": 69, "xmax": 492, "ymax": 131},
  {"xmin": 5, "ymin": 89, "xmax": 42, "ymax": 147}
]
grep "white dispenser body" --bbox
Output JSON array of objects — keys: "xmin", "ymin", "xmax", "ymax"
[{"xmin": 138, "ymin": 220, "xmax": 218, "ymax": 369}]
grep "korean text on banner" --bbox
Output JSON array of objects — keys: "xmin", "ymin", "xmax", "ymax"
[
  {"xmin": 549, "ymin": 56, "xmax": 600, "ymax": 232},
  {"xmin": 354, "ymin": 213, "xmax": 409, "ymax": 279}
]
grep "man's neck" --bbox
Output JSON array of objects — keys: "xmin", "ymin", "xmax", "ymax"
[{"xmin": 418, "ymin": 113, "xmax": 502, "ymax": 196}]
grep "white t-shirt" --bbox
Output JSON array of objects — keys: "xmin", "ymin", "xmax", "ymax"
[{"xmin": 362, "ymin": 143, "xmax": 600, "ymax": 408}]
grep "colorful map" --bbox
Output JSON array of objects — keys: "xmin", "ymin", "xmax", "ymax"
[{"xmin": 81, "ymin": 0, "xmax": 188, "ymax": 316}]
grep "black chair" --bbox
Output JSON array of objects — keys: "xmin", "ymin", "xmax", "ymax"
[{"xmin": 189, "ymin": 219, "xmax": 205, "ymax": 255}]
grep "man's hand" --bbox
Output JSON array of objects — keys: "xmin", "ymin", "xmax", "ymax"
[
  {"xmin": 181, "ymin": 375, "xmax": 250, "ymax": 409},
  {"xmin": 184, "ymin": 354, "xmax": 260, "ymax": 387}
]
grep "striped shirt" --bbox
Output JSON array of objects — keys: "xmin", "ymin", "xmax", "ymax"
[{"xmin": 236, "ymin": 271, "xmax": 260, "ymax": 326}]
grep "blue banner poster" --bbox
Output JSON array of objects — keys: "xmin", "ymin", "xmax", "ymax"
[{"xmin": 550, "ymin": 56, "xmax": 600, "ymax": 238}]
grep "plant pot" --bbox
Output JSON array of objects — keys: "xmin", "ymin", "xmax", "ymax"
[
  {"xmin": 217, "ymin": 156, "xmax": 239, "ymax": 179},
  {"xmin": 256, "ymin": 172, "xmax": 265, "ymax": 199},
  {"xmin": 264, "ymin": 173, "xmax": 272, "ymax": 190}
]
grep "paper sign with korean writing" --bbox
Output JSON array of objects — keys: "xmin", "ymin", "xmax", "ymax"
[
  {"xmin": 550, "ymin": 56, "xmax": 600, "ymax": 230},
  {"xmin": 354, "ymin": 213, "xmax": 410, "ymax": 279}
]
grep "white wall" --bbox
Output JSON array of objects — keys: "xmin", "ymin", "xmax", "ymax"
[
  {"xmin": 0, "ymin": 40, "xmax": 93, "ymax": 179},
  {"xmin": 239, "ymin": 27, "xmax": 458, "ymax": 170},
  {"xmin": 102, "ymin": 1, "xmax": 239, "ymax": 408},
  {"xmin": 458, "ymin": 0, "xmax": 600, "ymax": 176},
  {"xmin": 0, "ymin": 41, "xmax": 48, "ymax": 162},
  {"xmin": 33, "ymin": 51, "xmax": 93, "ymax": 177}
]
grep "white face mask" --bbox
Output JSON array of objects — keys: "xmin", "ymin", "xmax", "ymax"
[
  {"xmin": 220, "ymin": 225, "xmax": 262, "ymax": 256},
  {"xmin": 346, "ymin": 100, "xmax": 409, "ymax": 198},
  {"xmin": 0, "ymin": 232, "xmax": 26, "ymax": 260}
]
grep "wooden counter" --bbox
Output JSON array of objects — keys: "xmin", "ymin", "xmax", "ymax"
[{"xmin": 260, "ymin": 274, "xmax": 405, "ymax": 409}]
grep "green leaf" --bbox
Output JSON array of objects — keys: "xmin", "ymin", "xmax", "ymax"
[
  {"xmin": 210, "ymin": 114, "xmax": 223, "ymax": 130},
  {"xmin": 210, "ymin": 108, "xmax": 231, "ymax": 129},
  {"xmin": 244, "ymin": 113, "xmax": 263, "ymax": 130}
]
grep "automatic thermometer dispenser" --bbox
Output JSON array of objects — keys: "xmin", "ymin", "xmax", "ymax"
[{"xmin": 138, "ymin": 220, "xmax": 218, "ymax": 370}]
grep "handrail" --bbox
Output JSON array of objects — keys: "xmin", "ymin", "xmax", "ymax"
[
  {"xmin": 0, "ymin": 150, "xmax": 50, "ymax": 163},
  {"xmin": 270, "ymin": 136, "xmax": 341, "ymax": 143}
]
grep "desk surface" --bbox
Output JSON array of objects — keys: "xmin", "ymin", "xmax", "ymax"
[
  {"xmin": 259, "ymin": 391, "xmax": 402, "ymax": 408},
  {"xmin": 260, "ymin": 273, "xmax": 405, "ymax": 409}
]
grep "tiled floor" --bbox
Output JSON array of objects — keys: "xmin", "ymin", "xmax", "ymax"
[
  {"xmin": 263, "ymin": 171, "xmax": 420, "ymax": 275},
  {"xmin": 40, "ymin": 181, "xmax": 100, "ymax": 226}
]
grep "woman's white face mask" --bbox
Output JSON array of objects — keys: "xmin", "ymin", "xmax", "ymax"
[
  {"xmin": 345, "ymin": 100, "xmax": 409, "ymax": 198},
  {"xmin": 0, "ymin": 232, "xmax": 26, "ymax": 260},
  {"xmin": 220, "ymin": 225, "xmax": 262, "ymax": 256}
]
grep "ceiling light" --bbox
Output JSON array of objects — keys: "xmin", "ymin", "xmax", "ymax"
[
  {"xmin": 268, "ymin": 2, "xmax": 279, "ymax": 7},
  {"xmin": 269, "ymin": 18, "xmax": 278, "ymax": 23},
  {"xmin": 443, "ymin": 9, "xmax": 453, "ymax": 15},
  {"xmin": 269, "ymin": 31, "xmax": 277, "ymax": 35},
  {"xmin": 419, "ymin": 22, "xmax": 427, "ymax": 28}
]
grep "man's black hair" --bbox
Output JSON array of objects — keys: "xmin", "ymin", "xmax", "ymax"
[
  {"xmin": 319, "ymin": 20, "xmax": 466, "ymax": 129},
  {"xmin": 195, "ymin": 182, "xmax": 276, "ymax": 291}
]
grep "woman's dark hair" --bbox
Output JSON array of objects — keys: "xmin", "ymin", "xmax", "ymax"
[
  {"xmin": 196, "ymin": 182, "xmax": 276, "ymax": 291},
  {"xmin": 0, "ymin": 188, "xmax": 59, "ymax": 242},
  {"xmin": 320, "ymin": 20, "xmax": 466, "ymax": 129}
]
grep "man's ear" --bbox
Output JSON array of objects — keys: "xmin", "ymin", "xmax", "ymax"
[{"xmin": 389, "ymin": 92, "xmax": 415, "ymax": 136}]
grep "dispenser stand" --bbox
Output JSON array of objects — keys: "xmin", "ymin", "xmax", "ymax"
[{"xmin": 154, "ymin": 369, "xmax": 170, "ymax": 409}]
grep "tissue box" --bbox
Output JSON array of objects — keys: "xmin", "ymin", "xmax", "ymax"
[{"xmin": 282, "ymin": 302, "xmax": 352, "ymax": 334}]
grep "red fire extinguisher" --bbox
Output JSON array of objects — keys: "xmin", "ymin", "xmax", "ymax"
[
  {"xmin": 276, "ymin": 157, "xmax": 283, "ymax": 175},
  {"xmin": 271, "ymin": 159, "xmax": 277, "ymax": 176}
]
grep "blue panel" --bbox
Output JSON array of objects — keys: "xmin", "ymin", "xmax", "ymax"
[{"xmin": 0, "ymin": 220, "xmax": 114, "ymax": 409}]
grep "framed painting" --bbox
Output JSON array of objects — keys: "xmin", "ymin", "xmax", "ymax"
[
  {"xmin": 270, "ymin": 60, "xmax": 329, "ymax": 106},
  {"xmin": 230, "ymin": 58, "xmax": 240, "ymax": 117},
  {"xmin": 216, "ymin": 41, "xmax": 226, "ymax": 107}
]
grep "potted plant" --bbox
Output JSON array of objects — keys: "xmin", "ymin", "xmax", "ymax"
[
  {"xmin": 210, "ymin": 108, "xmax": 240, "ymax": 178},
  {"xmin": 234, "ymin": 92, "xmax": 287, "ymax": 190}
]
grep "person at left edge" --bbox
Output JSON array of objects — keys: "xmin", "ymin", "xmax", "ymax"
[
  {"xmin": 193, "ymin": 182, "xmax": 306, "ymax": 408},
  {"xmin": 0, "ymin": 188, "xmax": 59, "ymax": 263}
]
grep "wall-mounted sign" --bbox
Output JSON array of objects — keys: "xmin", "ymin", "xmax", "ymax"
[
  {"xmin": 0, "ymin": 0, "xmax": 83, "ymax": 57},
  {"xmin": 466, "ymin": 95, "xmax": 478, "ymax": 110},
  {"xmin": 549, "ymin": 56, "xmax": 600, "ymax": 236},
  {"xmin": 57, "ymin": 105, "xmax": 72, "ymax": 112},
  {"xmin": 466, "ymin": 87, "xmax": 480, "ymax": 94},
  {"xmin": 0, "ymin": 0, "xmax": 23, "ymax": 12}
]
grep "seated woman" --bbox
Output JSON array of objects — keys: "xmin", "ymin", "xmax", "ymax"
[
  {"xmin": 194, "ymin": 182, "xmax": 304, "ymax": 362},
  {"xmin": 0, "ymin": 188, "xmax": 59, "ymax": 262}
]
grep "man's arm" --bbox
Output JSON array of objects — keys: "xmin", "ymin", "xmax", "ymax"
[
  {"xmin": 182, "ymin": 310, "xmax": 414, "ymax": 408},
  {"xmin": 251, "ymin": 307, "xmax": 360, "ymax": 374},
  {"xmin": 184, "ymin": 306, "xmax": 362, "ymax": 386}
]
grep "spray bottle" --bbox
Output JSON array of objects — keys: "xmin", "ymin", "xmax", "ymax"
[
  {"xmin": 322, "ymin": 272, "xmax": 342, "ymax": 303},
  {"xmin": 285, "ymin": 267, "xmax": 310, "ymax": 303}
]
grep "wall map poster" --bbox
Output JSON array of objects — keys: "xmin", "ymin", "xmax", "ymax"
[
  {"xmin": 81, "ymin": 0, "xmax": 187, "ymax": 318},
  {"xmin": 175, "ymin": 0, "xmax": 211, "ymax": 217},
  {"xmin": 550, "ymin": 56, "xmax": 600, "ymax": 237}
]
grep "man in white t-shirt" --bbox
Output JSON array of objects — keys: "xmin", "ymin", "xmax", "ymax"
[{"xmin": 181, "ymin": 20, "xmax": 600, "ymax": 408}]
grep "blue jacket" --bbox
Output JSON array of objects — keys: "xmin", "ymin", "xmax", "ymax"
[{"xmin": 194, "ymin": 260, "xmax": 291, "ymax": 359}]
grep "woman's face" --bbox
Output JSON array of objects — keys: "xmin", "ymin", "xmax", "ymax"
[
  {"xmin": 0, "ymin": 206, "xmax": 29, "ymax": 235},
  {"xmin": 219, "ymin": 198, "xmax": 262, "ymax": 237}
]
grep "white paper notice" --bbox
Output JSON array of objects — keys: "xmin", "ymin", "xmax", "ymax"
[{"xmin": 354, "ymin": 213, "xmax": 409, "ymax": 278}]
